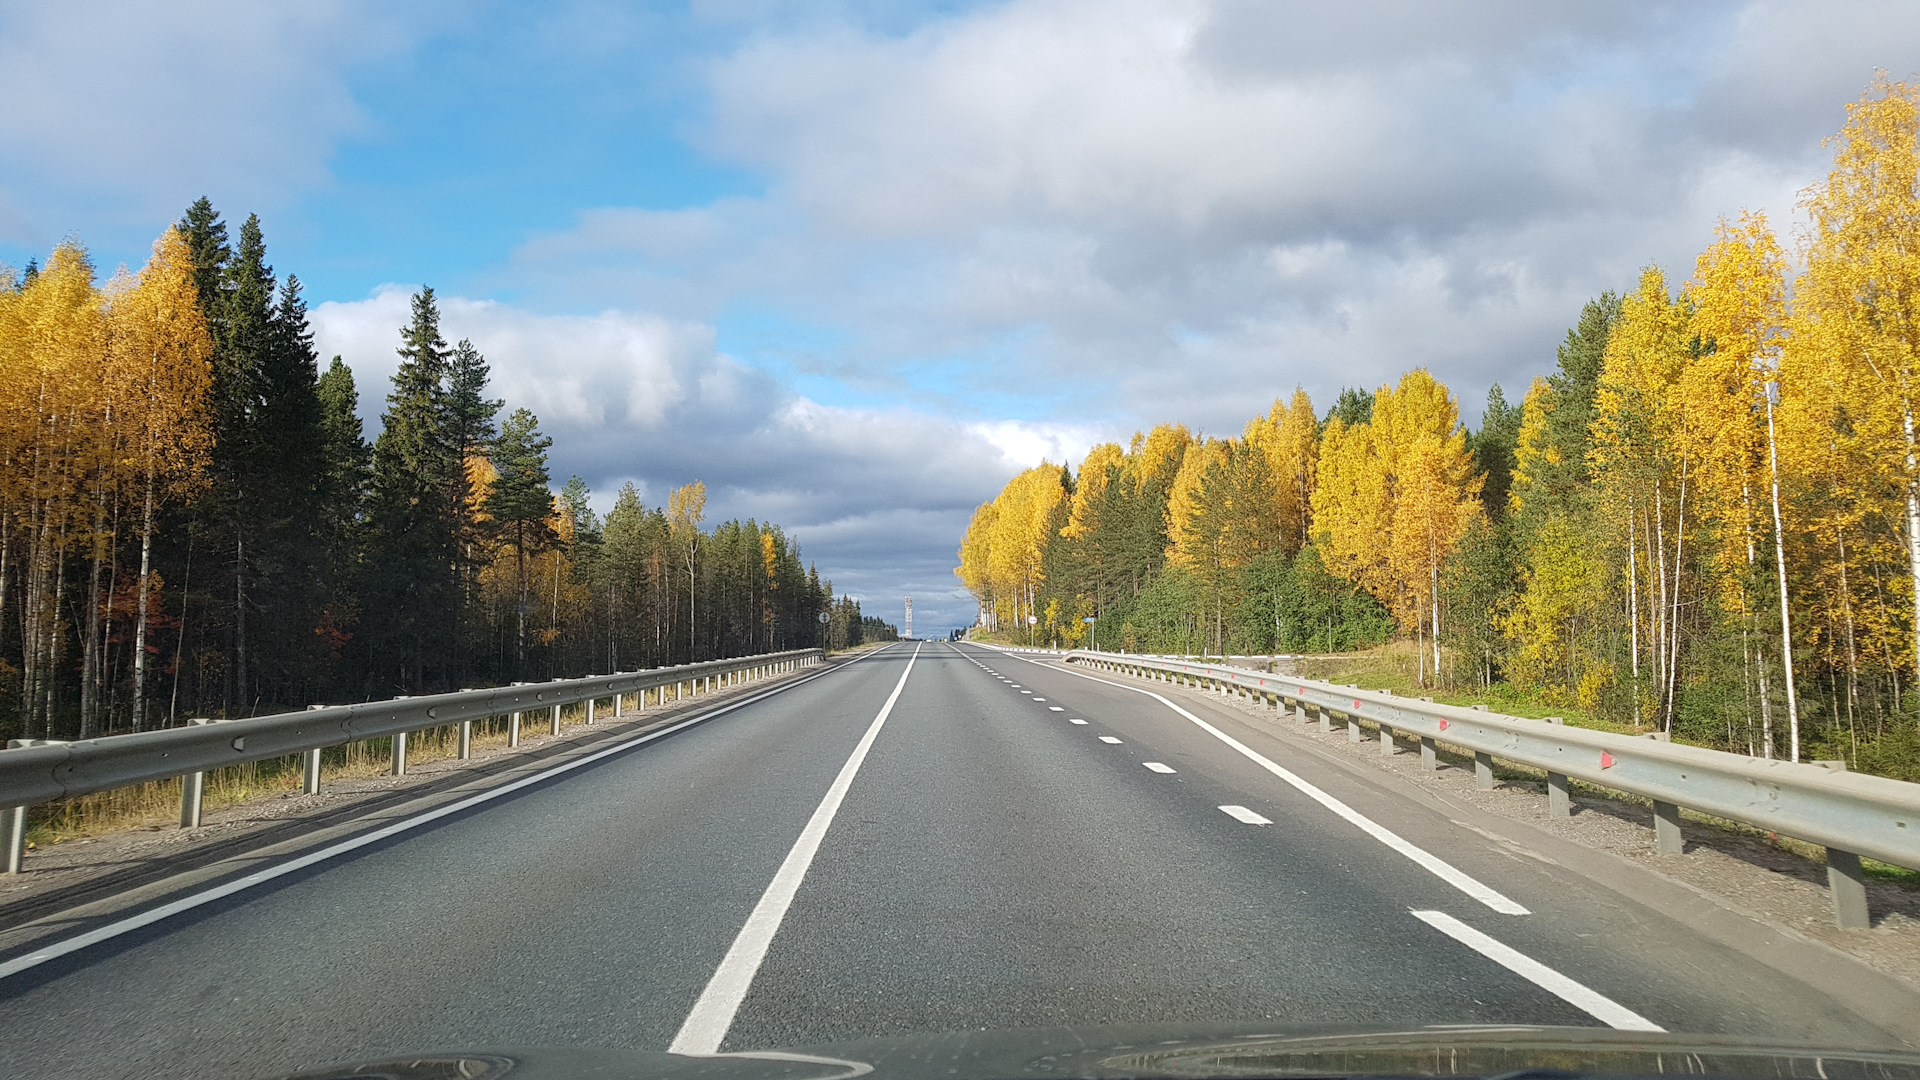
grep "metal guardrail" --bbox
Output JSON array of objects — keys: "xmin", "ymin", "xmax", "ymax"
[
  {"xmin": 1060, "ymin": 649, "xmax": 1920, "ymax": 929},
  {"xmin": 2, "ymin": 649, "xmax": 823, "ymax": 872}
]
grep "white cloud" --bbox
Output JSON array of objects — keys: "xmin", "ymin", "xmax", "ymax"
[
  {"xmin": 0, "ymin": 1, "xmax": 415, "ymax": 247},
  {"xmin": 511, "ymin": 0, "xmax": 1917, "ymax": 432}
]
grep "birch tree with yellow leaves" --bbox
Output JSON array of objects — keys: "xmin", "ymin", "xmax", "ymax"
[
  {"xmin": 1791, "ymin": 76, "xmax": 1920, "ymax": 699},
  {"xmin": 105, "ymin": 230, "xmax": 214, "ymax": 732},
  {"xmin": 1685, "ymin": 213, "xmax": 1795, "ymax": 755}
]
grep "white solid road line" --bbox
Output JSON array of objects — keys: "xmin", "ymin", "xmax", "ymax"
[
  {"xmin": 1143, "ymin": 762, "xmax": 1176, "ymax": 773},
  {"xmin": 1410, "ymin": 910, "xmax": 1662, "ymax": 1031},
  {"xmin": 1219, "ymin": 805, "xmax": 1272, "ymax": 825},
  {"xmin": 977, "ymin": 644, "xmax": 1530, "ymax": 916},
  {"xmin": 0, "ymin": 646, "xmax": 893, "ymax": 983},
  {"xmin": 1098, "ymin": 736, "xmax": 1122, "ymax": 744},
  {"xmin": 670, "ymin": 641, "xmax": 924, "ymax": 1056}
]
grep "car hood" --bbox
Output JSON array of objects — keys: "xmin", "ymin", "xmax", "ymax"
[{"xmin": 272, "ymin": 1023, "xmax": 1920, "ymax": 1080}]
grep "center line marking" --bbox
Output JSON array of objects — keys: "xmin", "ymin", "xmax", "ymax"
[
  {"xmin": 1219, "ymin": 805, "xmax": 1272, "ymax": 824},
  {"xmin": 1098, "ymin": 735, "xmax": 1122, "ymax": 744},
  {"xmin": 1047, "ymin": 706, "xmax": 1064, "ymax": 712},
  {"xmin": 0, "ymin": 644, "xmax": 893, "ymax": 983},
  {"xmin": 975, "ymin": 643, "xmax": 1530, "ymax": 916},
  {"xmin": 1032, "ymin": 697, "xmax": 1046, "ymax": 701},
  {"xmin": 670, "ymin": 642, "xmax": 923, "ymax": 1055},
  {"xmin": 1069, "ymin": 718, "xmax": 1088, "ymax": 725},
  {"xmin": 1143, "ymin": 762, "xmax": 1175, "ymax": 773},
  {"xmin": 1410, "ymin": 910, "xmax": 1661, "ymax": 1031}
]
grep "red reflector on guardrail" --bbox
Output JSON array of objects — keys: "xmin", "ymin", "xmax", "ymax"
[{"xmin": 1601, "ymin": 752, "xmax": 1615, "ymax": 769}]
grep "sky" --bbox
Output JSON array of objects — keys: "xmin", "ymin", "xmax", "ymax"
[{"xmin": 1, "ymin": 1, "xmax": 1915, "ymax": 636}]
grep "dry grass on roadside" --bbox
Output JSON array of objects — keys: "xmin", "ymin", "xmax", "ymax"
[{"xmin": 21, "ymin": 695, "xmax": 637, "ymax": 848}]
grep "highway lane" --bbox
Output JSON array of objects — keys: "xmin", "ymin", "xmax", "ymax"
[
  {"xmin": 0, "ymin": 640, "xmax": 1907, "ymax": 1079},
  {"xmin": 0, "ymin": 647, "xmax": 916, "ymax": 1079},
  {"xmin": 948, "ymin": 645, "xmax": 1895, "ymax": 1041}
]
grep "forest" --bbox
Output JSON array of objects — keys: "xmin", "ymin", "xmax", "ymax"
[
  {"xmin": 0, "ymin": 200, "xmax": 884, "ymax": 743},
  {"xmin": 958, "ymin": 78, "xmax": 1920, "ymax": 778}
]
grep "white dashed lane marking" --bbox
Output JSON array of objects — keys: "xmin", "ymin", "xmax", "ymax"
[
  {"xmin": 1143, "ymin": 762, "xmax": 1176, "ymax": 774},
  {"xmin": 1048, "ymin": 706, "xmax": 1064, "ymax": 712},
  {"xmin": 1098, "ymin": 736, "xmax": 1122, "ymax": 744},
  {"xmin": 1219, "ymin": 805, "xmax": 1272, "ymax": 825},
  {"xmin": 1069, "ymin": 718, "xmax": 1088, "ymax": 725}
]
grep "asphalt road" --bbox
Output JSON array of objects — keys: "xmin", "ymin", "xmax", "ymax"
[{"xmin": 0, "ymin": 641, "xmax": 1905, "ymax": 1079}]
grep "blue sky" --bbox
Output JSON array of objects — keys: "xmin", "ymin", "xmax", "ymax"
[{"xmin": 1, "ymin": 0, "xmax": 1915, "ymax": 634}]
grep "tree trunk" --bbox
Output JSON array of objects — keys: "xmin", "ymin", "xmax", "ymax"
[
  {"xmin": 49, "ymin": 520, "xmax": 69, "ymax": 738},
  {"xmin": 514, "ymin": 521, "xmax": 528, "ymax": 681},
  {"xmin": 78, "ymin": 508, "xmax": 105, "ymax": 739},
  {"xmin": 1653, "ymin": 489, "xmax": 1668, "ymax": 713},
  {"xmin": 1904, "ymin": 409, "xmax": 1920, "ymax": 700},
  {"xmin": 1664, "ymin": 464, "xmax": 1688, "ymax": 733},
  {"xmin": 1627, "ymin": 497, "xmax": 1641, "ymax": 728},
  {"xmin": 131, "ymin": 477, "xmax": 156, "ymax": 732},
  {"xmin": 233, "ymin": 531, "xmax": 247, "ymax": 716}
]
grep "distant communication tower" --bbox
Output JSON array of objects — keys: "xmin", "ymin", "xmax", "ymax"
[{"xmin": 904, "ymin": 596, "xmax": 913, "ymax": 639}]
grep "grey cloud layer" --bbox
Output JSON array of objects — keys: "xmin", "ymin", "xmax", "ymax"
[{"xmin": 309, "ymin": 288, "xmax": 1069, "ymax": 631}]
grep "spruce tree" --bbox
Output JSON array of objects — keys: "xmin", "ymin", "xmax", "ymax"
[
  {"xmin": 1540, "ymin": 292, "xmax": 1621, "ymax": 499},
  {"xmin": 1470, "ymin": 383, "xmax": 1522, "ymax": 521},
  {"xmin": 487, "ymin": 408, "xmax": 554, "ymax": 679},
  {"xmin": 253, "ymin": 273, "xmax": 330, "ymax": 702},
  {"xmin": 177, "ymin": 197, "xmax": 229, "ymax": 322},
  {"xmin": 367, "ymin": 288, "xmax": 460, "ymax": 691},
  {"xmin": 316, "ymin": 356, "xmax": 371, "ymax": 690},
  {"xmin": 444, "ymin": 338, "xmax": 502, "ymax": 644}
]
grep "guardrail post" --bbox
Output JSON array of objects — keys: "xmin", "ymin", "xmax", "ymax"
[
  {"xmin": 1547, "ymin": 771, "xmax": 1570, "ymax": 817},
  {"xmin": 1380, "ymin": 724, "xmax": 1394, "ymax": 756},
  {"xmin": 391, "ymin": 731, "xmax": 408, "ymax": 777},
  {"xmin": 1419, "ymin": 736, "xmax": 1438, "ymax": 770},
  {"xmin": 509, "ymin": 711, "xmax": 522, "ymax": 747},
  {"xmin": 181, "ymin": 770, "xmax": 205, "ymax": 827},
  {"xmin": 1474, "ymin": 751, "xmax": 1494, "ymax": 789},
  {"xmin": 181, "ymin": 718, "xmax": 210, "ymax": 827},
  {"xmin": 1826, "ymin": 848, "xmax": 1871, "ymax": 928},
  {"xmin": 1652, "ymin": 800, "xmax": 1683, "ymax": 854},
  {"xmin": 550, "ymin": 703, "xmax": 562, "ymax": 735},
  {"xmin": 615, "ymin": 691, "xmax": 624, "ymax": 719},
  {"xmin": 1345, "ymin": 712, "xmax": 1361, "ymax": 742},
  {"xmin": 586, "ymin": 697, "xmax": 597, "ymax": 725},
  {"xmin": 303, "ymin": 748, "xmax": 322, "ymax": 794},
  {"xmin": 459, "ymin": 720, "xmax": 473, "ymax": 759},
  {"xmin": 6, "ymin": 804, "xmax": 25, "ymax": 874}
]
